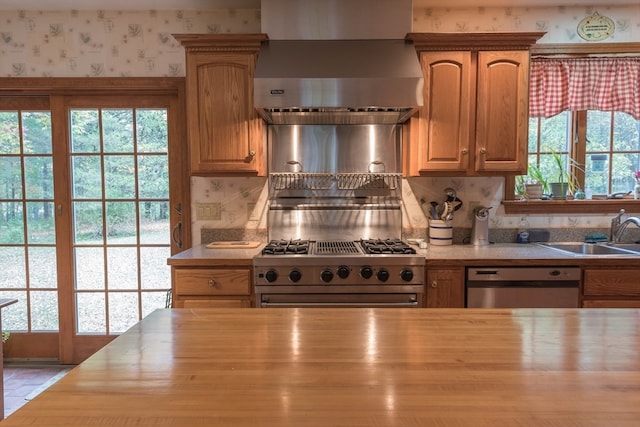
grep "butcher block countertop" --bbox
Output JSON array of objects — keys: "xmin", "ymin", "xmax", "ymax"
[{"xmin": 3, "ymin": 308, "xmax": 640, "ymax": 426}]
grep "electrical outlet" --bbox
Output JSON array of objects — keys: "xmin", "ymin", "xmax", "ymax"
[
  {"xmin": 247, "ymin": 202, "xmax": 259, "ymax": 221},
  {"xmin": 195, "ymin": 203, "xmax": 222, "ymax": 221}
]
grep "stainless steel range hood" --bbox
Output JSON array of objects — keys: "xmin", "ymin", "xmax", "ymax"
[{"xmin": 254, "ymin": 0, "xmax": 424, "ymax": 125}]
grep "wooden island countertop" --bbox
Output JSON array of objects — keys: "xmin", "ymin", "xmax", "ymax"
[{"xmin": 2, "ymin": 308, "xmax": 639, "ymax": 426}]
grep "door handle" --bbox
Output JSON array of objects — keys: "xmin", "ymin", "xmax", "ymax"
[{"xmin": 171, "ymin": 221, "xmax": 182, "ymax": 249}]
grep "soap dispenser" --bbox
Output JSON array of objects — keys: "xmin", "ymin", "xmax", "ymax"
[{"xmin": 470, "ymin": 206, "xmax": 492, "ymax": 246}]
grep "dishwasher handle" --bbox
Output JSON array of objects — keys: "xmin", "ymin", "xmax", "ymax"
[{"xmin": 467, "ymin": 267, "xmax": 580, "ymax": 282}]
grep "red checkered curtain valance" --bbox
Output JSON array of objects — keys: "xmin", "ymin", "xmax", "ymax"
[{"xmin": 529, "ymin": 57, "xmax": 640, "ymax": 119}]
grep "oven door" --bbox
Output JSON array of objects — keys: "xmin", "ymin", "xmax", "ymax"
[{"xmin": 257, "ymin": 285, "xmax": 423, "ymax": 308}]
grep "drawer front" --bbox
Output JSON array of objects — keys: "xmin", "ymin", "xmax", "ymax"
[
  {"xmin": 175, "ymin": 269, "xmax": 250, "ymax": 296},
  {"xmin": 583, "ymin": 300, "xmax": 640, "ymax": 308},
  {"xmin": 583, "ymin": 269, "xmax": 640, "ymax": 297},
  {"xmin": 177, "ymin": 298, "xmax": 251, "ymax": 308}
]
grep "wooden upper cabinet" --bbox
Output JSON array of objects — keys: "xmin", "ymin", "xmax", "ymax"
[
  {"xmin": 475, "ymin": 50, "xmax": 530, "ymax": 173},
  {"xmin": 174, "ymin": 34, "xmax": 268, "ymax": 175},
  {"xmin": 405, "ymin": 32, "xmax": 544, "ymax": 176},
  {"xmin": 412, "ymin": 51, "xmax": 472, "ymax": 172}
]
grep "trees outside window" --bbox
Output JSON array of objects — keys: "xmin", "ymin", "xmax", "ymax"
[{"xmin": 523, "ymin": 110, "xmax": 640, "ymax": 198}]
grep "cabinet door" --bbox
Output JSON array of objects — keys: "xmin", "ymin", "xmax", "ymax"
[
  {"xmin": 475, "ymin": 50, "xmax": 529, "ymax": 173},
  {"xmin": 186, "ymin": 52, "xmax": 263, "ymax": 174},
  {"xmin": 425, "ymin": 268, "xmax": 465, "ymax": 308},
  {"xmin": 408, "ymin": 51, "xmax": 472, "ymax": 174}
]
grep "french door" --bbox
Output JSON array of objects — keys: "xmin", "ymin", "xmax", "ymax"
[{"xmin": 0, "ymin": 80, "xmax": 187, "ymax": 364}]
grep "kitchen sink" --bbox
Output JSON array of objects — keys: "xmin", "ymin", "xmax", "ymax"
[
  {"xmin": 609, "ymin": 243, "xmax": 640, "ymax": 253},
  {"xmin": 537, "ymin": 242, "xmax": 640, "ymax": 256}
]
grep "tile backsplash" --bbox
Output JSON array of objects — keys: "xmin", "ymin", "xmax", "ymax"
[{"xmin": 192, "ymin": 176, "xmax": 640, "ymax": 245}]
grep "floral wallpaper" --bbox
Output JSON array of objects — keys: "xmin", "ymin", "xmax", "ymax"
[
  {"xmin": 2, "ymin": 5, "xmax": 637, "ymax": 77},
  {"xmin": 0, "ymin": 9, "xmax": 260, "ymax": 77},
  {"xmin": 1, "ymin": 5, "xmax": 639, "ymax": 244},
  {"xmin": 412, "ymin": 5, "xmax": 640, "ymax": 43}
]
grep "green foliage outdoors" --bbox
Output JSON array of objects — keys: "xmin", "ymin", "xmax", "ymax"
[
  {"xmin": 524, "ymin": 111, "xmax": 640, "ymax": 196},
  {"xmin": 1, "ymin": 108, "xmax": 169, "ymax": 244}
]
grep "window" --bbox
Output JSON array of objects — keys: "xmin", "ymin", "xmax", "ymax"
[
  {"xmin": 525, "ymin": 110, "xmax": 640, "ymax": 197},
  {"xmin": 504, "ymin": 42, "xmax": 640, "ymax": 215}
]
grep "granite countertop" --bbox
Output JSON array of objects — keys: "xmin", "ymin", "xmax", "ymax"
[
  {"xmin": 167, "ymin": 243, "xmax": 265, "ymax": 266},
  {"xmin": 168, "ymin": 242, "xmax": 631, "ymax": 265},
  {"xmin": 417, "ymin": 242, "xmax": 579, "ymax": 260}
]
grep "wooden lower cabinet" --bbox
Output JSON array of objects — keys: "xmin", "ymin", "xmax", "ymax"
[
  {"xmin": 172, "ymin": 268, "xmax": 252, "ymax": 308},
  {"xmin": 582, "ymin": 268, "xmax": 640, "ymax": 308},
  {"xmin": 425, "ymin": 267, "xmax": 465, "ymax": 308}
]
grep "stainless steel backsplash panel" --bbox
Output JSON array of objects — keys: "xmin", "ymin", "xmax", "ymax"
[
  {"xmin": 267, "ymin": 207, "xmax": 402, "ymax": 241},
  {"xmin": 266, "ymin": 123, "xmax": 404, "ymax": 241},
  {"xmin": 268, "ymin": 124, "xmax": 401, "ymax": 174}
]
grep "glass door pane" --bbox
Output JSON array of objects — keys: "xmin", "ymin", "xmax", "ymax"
[
  {"xmin": 70, "ymin": 108, "xmax": 170, "ymax": 335},
  {"xmin": 0, "ymin": 109, "xmax": 58, "ymax": 333}
]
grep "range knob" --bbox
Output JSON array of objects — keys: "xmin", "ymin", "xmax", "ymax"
[
  {"xmin": 264, "ymin": 269, "xmax": 278, "ymax": 283},
  {"xmin": 337, "ymin": 265, "xmax": 350, "ymax": 279},
  {"xmin": 289, "ymin": 269, "xmax": 302, "ymax": 283},
  {"xmin": 400, "ymin": 268, "xmax": 414, "ymax": 282},
  {"xmin": 320, "ymin": 269, "xmax": 334, "ymax": 282},
  {"xmin": 360, "ymin": 266, "xmax": 374, "ymax": 279},
  {"xmin": 376, "ymin": 268, "xmax": 390, "ymax": 282}
]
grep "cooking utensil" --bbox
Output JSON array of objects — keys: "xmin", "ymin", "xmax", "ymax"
[
  {"xmin": 443, "ymin": 187, "xmax": 463, "ymax": 212},
  {"xmin": 443, "ymin": 187, "xmax": 457, "ymax": 199},
  {"xmin": 441, "ymin": 201, "xmax": 454, "ymax": 220},
  {"xmin": 420, "ymin": 199, "xmax": 439, "ymax": 220}
]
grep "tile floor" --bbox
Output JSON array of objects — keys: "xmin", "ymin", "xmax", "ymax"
[{"xmin": 3, "ymin": 362, "xmax": 73, "ymax": 418}]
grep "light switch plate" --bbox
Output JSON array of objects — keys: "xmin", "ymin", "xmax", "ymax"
[{"xmin": 195, "ymin": 203, "xmax": 222, "ymax": 220}]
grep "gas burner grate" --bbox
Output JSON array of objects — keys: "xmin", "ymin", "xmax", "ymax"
[
  {"xmin": 262, "ymin": 239, "xmax": 310, "ymax": 255},
  {"xmin": 315, "ymin": 241, "xmax": 361, "ymax": 255},
  {"xmin": 360, "ymin": 239, "xmax": 416, "ymax": 255}
]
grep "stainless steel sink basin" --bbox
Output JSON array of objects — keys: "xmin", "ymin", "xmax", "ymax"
[
  {"xmin": 608, "ymin": 243, "xmax": 640, "ymax": 253},
  {"xmin": 537, "ymin": 242, "xmax": 640, "ymax": 256}
]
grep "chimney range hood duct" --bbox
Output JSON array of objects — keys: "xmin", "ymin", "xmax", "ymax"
[{"xmin": 254, "ymin": 0, "xmax": 424, "ymax": 125}]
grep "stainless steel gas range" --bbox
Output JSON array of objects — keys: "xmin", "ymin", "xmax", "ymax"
[
  {"xmin": 252, "ymin": 124, "xmax": 425, "ymax": 308},
  {"xmin": 254, "ymin": 239, "xmax": 424, "ymax": 308}
]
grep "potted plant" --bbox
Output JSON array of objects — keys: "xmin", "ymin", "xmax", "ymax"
[
  {"xmin": 524, "ymin": 164, "xmax": 548, "ymax": 200},
  {"xmin": 548, "ymin": 149, "xmax": 582, "ymax": 200}
]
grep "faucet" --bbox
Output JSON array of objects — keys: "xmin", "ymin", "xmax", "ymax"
[{"xmin": 610, "ymin": 209, "xmax": 640, "ymax": 243}]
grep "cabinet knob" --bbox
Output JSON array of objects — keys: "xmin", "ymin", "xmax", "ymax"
[
  {"xmin": 208, "ymin": 279, "xmax": 219, "ymax": 288},
  {"xmin": 480, "ymin": 148, "xmax": 487, "ymax": 154},
  {"xmin": 244, "ymin": 150, "xmax": 256, "ymax": 163},
  {"xmin": 461, "ymin": 148, "xmax": 468, "ymax": 155},
  {"xmin": 431, "ymin": 280, "xmax": 438, "ymax": 288}
]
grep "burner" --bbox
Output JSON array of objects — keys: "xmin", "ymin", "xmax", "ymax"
[
  {"xmin": 360, "ymin": 239, "xmax": 416, "ymax": 255},
  {"xmin": 262, "ymin": 239, "xmax": 310, "ymax": 255}
]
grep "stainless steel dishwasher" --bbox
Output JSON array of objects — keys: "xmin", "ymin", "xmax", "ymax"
[{"xmin": 466, "ymin": 267, "xmax": 580, "ymax": 308}]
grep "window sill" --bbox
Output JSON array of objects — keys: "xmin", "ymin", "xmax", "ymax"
[{"xmin": 503, "ymin": 199, "xmax": 640, "ymax": 215}]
